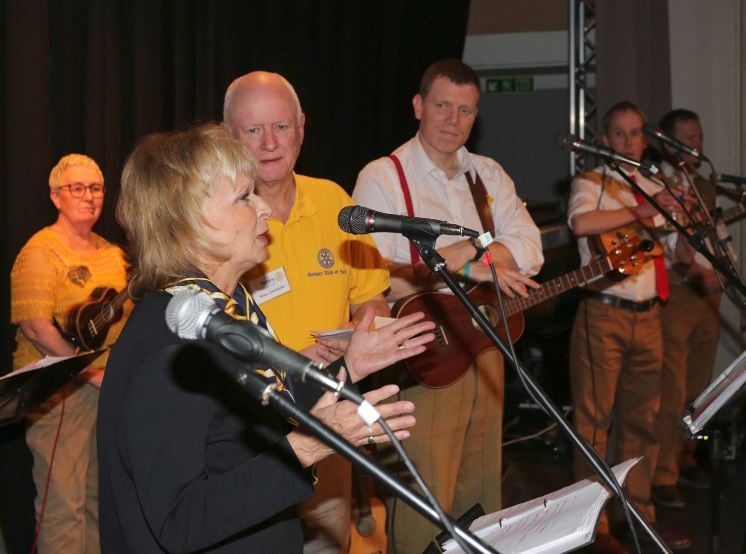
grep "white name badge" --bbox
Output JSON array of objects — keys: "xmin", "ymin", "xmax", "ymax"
[{"xmin": 247, "ymin": 267, "xmax": 291, "ymax": 304}]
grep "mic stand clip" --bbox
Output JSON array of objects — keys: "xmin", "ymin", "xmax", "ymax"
[{"xmin": 609, "ymin": 161, "xmax": 746, "ymax": 298}]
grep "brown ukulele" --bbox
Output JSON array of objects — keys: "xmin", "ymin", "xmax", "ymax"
[
  {"xmin": 349, "ymin": 451, "xmax": 387, "ymax": 554},
  {"xmin": 392, "ymin": 234, "xmax": 651, "ymax": 388},
  {"xmin": 55, "ymin": 287, "xmax": 129, "ymax": 351}
]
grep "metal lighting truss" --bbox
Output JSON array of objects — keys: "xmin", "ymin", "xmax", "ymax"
[{"xmin": 568, "ymin": 0, "xmax": 597, "ymax": 175}]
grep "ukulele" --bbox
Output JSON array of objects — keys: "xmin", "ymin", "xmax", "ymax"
[
  {"xmin": 393, "ymin": 234, "xmax": 651, "ymax": 388},
  {"xmin": 55, "ymin": 287, "xmax": 129, "ymax": 351},
  {"xmin": 349, "ymin": 451, "xmax": 387, "ymax": 554}
]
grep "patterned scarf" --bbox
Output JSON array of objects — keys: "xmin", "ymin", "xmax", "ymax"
[{"xmin": 165, "ymin": 276, "xmax": 295, "ymax": 401}]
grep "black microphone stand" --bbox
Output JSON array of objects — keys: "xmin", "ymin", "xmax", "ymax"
[
  {"xmin": 668, "ymin": 154, "xmax": 744, "ymax": 304},
  {"xmin": 216, "ymin": 360, "xmax": 498, "ymax": 554},
  {"xmin": 713, "ymin": 172, "xmax": 746, "ymax": 187},
  {"xmin": 409, "ymin": 234, "xmax": 672, "ymax": 554},
  {"xmin": 608, "ymin": 161, "xmax": 746, "ymax": 298}
]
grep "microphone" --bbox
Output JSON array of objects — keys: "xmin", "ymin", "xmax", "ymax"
[
  {"xmin": 558, "ymin": 133, "xmax": 659, "ymax": 174},
  {"xmin": 338, "ymin": 205, "xmax": 479, "ymax": 239},
  {"xmin": 165, "ymin": 289, "xmax": 380, "ymax": 424},
  {"xmin": 644, "ymin": 125, "xmax": 708, "ymax": 162},
  {"xmin": 711, "ymin": 172, "xmax": 746, "ymax": 186}
]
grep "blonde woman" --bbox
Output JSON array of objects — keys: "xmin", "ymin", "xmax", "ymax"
[{"xmin": 98, "ymin": 124, "xmax": 433, "ymax": 552}]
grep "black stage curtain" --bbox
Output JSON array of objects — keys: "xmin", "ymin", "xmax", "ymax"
[
  {"xmin": 0, "ymin": 2, "xmax": 469, "ymax": 550},
  {"xmin": 1, "ymin": 0, "xmax": 470, "ymax": 370}
]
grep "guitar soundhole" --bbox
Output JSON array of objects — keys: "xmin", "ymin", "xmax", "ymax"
[{"xmin": 472, "ymin": 304, "xmax": 499, "ymax": 329}]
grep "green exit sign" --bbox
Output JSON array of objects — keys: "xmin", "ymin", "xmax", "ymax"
[{"xmin": 484, "ymin": 76, "xmax": 534, "ymax": 94}]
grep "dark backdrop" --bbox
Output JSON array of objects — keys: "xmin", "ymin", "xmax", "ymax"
[
  {"xmin": 1, "ymin": 0, "xmax": 470, "ymax": 373},
  {"xmin": 0, "ymin": 2, "xmax": 469, "ymax": 550}
]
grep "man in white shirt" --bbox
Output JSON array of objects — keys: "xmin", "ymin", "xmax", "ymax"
[
  {"xmin": 353, "ymin": 59, "xmax": 543, "ymax": 553},
  {"xmin": 567, "ymin": 100, "xmax": 690, "ymax": 552},
  {"xmin": 652, "ymin": 109, "xmax": 720, "ymax": 510}
]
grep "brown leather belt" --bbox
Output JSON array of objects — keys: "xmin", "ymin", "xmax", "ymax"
[{"xmin": 583, "ymin": 290, "xmax": 659, "ymax": 312}]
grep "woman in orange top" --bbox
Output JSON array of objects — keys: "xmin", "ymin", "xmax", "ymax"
[{"xmin": 10, "ymin": 154, "xmax": 128, "ymax": 554}]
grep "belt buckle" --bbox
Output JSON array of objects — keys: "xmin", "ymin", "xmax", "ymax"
[{"xmin": 636, "ymin": 298, "xmax": 655, "ymax": 311}]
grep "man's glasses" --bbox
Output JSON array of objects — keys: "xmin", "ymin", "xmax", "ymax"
[{"xmin": 57, "ymin": 183, "xmax": 106, "ymax": 198}]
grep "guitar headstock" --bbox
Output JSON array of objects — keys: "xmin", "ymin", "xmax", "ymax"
[{"xmin": 600, "ymin": 225, "xmax": 659, "ymax": 277}]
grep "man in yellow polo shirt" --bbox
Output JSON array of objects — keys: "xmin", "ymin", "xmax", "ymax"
[{"xmin": 223, "ymin": 71, "xmax": 389, "ymax": 554}]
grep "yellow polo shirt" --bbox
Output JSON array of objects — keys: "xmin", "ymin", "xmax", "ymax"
[{"xmin": 243, "ymin": 174, "xmax": 389, "ymax": 351}]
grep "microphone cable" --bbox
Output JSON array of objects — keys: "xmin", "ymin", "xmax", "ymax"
[{"xmin": 482, "ymin": 253, "xmax": 644, "ymax": 554}]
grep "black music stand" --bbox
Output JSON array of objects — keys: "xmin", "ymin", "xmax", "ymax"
[
  {"xmin": 681, "ymin": 350, "xmax": 746, "ymax": 438},
  {"xmin": 0, "ymin": 351, "xmax": 104, "ymax": 427},
  {"xmin": 681, "ymin": 350, "xmax": 746, "ymax": 554}
]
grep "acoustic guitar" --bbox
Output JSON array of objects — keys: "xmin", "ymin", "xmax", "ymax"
[
  {"xmin": 392, "ymin": 234, "xmax": 651, "ymax": 388},
  {"xmin": 595, "ymin": 196, "xmax": 746, "ymax": 270},
  {"xmin": 349, "ymin": 450, "xmax": 387, "ymax": 554},
  {"xmin": 55, "ymin": 287, "xmax": 129, "ymax": 351}
]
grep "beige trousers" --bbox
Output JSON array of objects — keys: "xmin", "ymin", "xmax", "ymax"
[
  {"xmin": 300, "ymin": 453, "xmax": 352, "ymax": 553},
  {"xmin": 26, "ymin": 383, "xmax": 100, "ymax": 554},
  {"xmin": 654, "ymin": 283, "xmax": 720, "ymax": 486},
  {"xmin": 386, "ymin": 348, "xmax": 504, "ymax": 553},
  {"xmin": 569, "ymin": 298, "xmax": 663, "ymax": 529}
]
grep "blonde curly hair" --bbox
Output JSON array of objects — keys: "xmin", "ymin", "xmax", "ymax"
[{"xmin": 49, "ymin": 154, "xmax": 104, "ymax": 188}]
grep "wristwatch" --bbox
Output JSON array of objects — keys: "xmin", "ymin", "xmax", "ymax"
[{"xmin": 470, "ymin": 238, "xmax": 488, "ymax": 262}]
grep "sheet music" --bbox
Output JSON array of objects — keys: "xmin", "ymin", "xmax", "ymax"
[
  {"xmin": 310, "ymin": 316, "xmax": 397, "ymax": 341},
  {"xmin": 0, "ymin": 354, "xmax": 88, "ymax": 381},
  {"xmin": 442, "ymin": 458, "xmax": 640, "ymax": 554}
]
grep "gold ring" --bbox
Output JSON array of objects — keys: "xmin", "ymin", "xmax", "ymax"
[{"xmin": 367, "ymin": 435, "xmax": 375, "ymax": 445}]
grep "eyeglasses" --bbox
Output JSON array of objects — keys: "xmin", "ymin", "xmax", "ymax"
[{"xmin": 57, "ymin": 183, "xmax": 106, "ymax": 198}]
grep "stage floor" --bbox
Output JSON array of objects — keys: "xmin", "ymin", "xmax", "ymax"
[{"xmin": 502, "ymin": 408, "xmax": 746, "ymax": 553}]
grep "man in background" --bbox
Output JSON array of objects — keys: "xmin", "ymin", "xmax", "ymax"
[
  {"xmin": 567, "ymin": 101, "xmax": 690, "ymax": 552},
  {"xmin": 652, "ymin": 109, "xmax": 720, "ymax": 510},
  {"xmin": 223, "ymin": 71, "xmax": 390, "ymax": 553}
]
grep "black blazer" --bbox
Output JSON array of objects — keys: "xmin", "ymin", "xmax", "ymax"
[{"xmin": 98, "ymin": 291, "xmax": 321, "ymax": 553}]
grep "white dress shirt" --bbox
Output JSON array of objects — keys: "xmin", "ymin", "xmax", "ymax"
[
  {"xmin": 567, "ymin": 165, "xmax": 665, "ymax": 301},
  {"xmin": 353, "ymin": 133, "xmax": 543, "ymax": 276}
]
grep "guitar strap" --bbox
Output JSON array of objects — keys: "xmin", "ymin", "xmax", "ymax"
[
  {"xmin": 389, "ymin": 155, "xmax": 494, "ymax": 264},
  {"xmin": 631, "ymin": 185, "xmax": 670, "ymax": 302},
  {"xmin": 389, "ymin": 155, "xmax": 421, "ymax": 265},
  {"xmin": 464, "ymin": 171, "xmax": 495, "ymax": 236}
]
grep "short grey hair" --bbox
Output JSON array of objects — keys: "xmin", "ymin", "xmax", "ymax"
[{"xmin": 223, "ymin": 71, "xmax": 303, "ymax": 125}]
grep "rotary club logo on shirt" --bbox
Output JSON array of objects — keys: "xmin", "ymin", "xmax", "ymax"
[{"xmin": 317, "ymin": 248, "xmax": 335, "ymax": 269}]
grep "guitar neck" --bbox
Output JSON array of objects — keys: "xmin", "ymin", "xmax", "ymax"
[
  {"xmin": 111, "ymin": 289, "xmax": 130, "ymax": 311},
  {"xmin": 503, "ymin": 256, "xmax": 611, "ymax": 316},
  {"xmin": 355, "ymin": 471, "xmax": 374, "ymax": 518}
]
